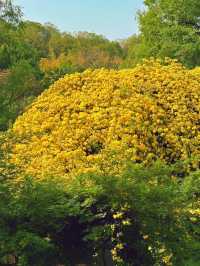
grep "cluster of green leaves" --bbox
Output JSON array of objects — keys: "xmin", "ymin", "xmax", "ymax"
[
  {"xmin": 0, "ymin": 60, "xmax": 42, "ymax": 130},
  {"xmin": 0, "ymin": 155, "xmax": 199, "ymax": 265},
  {"xmin": 0, "ymin": 0, "xmax": 35, "ymax": 69},
  {"xmin": 0, "ymin": 0, "xmax": 22, "ymax": 26},
  {"xmin": 0, "ymin": 1, "xmax": 41, "ymax": 130},
  {"xmin": 120, "ymin": 35, "xmax": 142, "ymax": 68},
  {"xmin": 124, "ymin": 0, "xmax": 200, "ymax": 68}
]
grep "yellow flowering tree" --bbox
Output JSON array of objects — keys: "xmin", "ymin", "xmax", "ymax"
[{"xmin": 9, "ymin": 59, "xmax": 200, "ymax": 181}]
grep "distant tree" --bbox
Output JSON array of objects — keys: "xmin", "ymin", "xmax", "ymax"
[
  {"xmin": 22, "ymin": 21, "xmax": 51, "ymax": 59},
  {"xmin": 0, "ymin": 60, "xmax": 40, "ymax": 130},
  {"xmin": 0, "ymin": 0, "xmax": 22, "ymax": 25},
  {"xmin": 0, "ymin": 0, "xmax": 27, "ymax": 69},
  {"xmin": 120, "ymin": 34, "xmax": 141, "ymax": 67},
  {"xmin": 45, "ymin": 23, "xmax": 76, "ymax": 57},
  {"xmin": 138, "ymin": 0, "xmax": 200, "ymax": 67}
]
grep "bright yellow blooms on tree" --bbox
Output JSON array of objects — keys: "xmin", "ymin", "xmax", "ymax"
[{"xmin": 9, "ymin": 59, "xmax": 200, "ymax": 180}]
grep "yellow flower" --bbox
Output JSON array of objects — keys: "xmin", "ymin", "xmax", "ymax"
[
  {"xmin": 6, "ymin": 59, "xmax": 200, "ymax": 181},
  {"xmin": 113, "ymin": 212, "xmax": 123, "ymax": 219},
  {"xmin": 122, "ymin": 219, "xmax": 131, "ymax": 226}
]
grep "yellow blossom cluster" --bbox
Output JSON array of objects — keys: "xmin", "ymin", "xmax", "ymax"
[
  {"xmin": 9, "ymin": 59, "xmax": 200, "ymax": 180},
  {"xmin": 190, "ymin": 67, "xmax": 200, "ymax": 77},
  {"xmin": 190, "ymin": 67, "xmax": 200, "ymax": 87}
]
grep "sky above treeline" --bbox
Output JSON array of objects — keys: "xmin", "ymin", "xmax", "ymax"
[{"xmin": 14, "ymin": 0, "xmax": 144, "ymax": 40}]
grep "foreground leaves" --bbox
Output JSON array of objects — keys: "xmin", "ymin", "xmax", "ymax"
[{"xmin": 0, "ymin": 161, "xmax": 199, "ymax": 265}]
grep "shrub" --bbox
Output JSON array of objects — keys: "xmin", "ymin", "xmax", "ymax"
[
  {"xmin": 9, "ymin": 59, "xmax": 200, "ymax": 180},
  {"xmin": 0, "ymin": 161, "xmax": 199, "ymax": 265}
]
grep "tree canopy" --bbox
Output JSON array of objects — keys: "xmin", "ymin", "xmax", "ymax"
[{"xmin": 138, "ymin": 0, "xmax": 200, "ymax": 67}]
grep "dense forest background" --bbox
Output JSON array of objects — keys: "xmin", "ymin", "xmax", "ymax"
[{"xmin": 0, "ymin": 1, "xmax": 200, "ymax": 266}]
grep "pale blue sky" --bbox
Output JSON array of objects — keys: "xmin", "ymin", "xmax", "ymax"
[{"xmin": 14, "ymin": 0, "xmax": 144, "ymax": 40}]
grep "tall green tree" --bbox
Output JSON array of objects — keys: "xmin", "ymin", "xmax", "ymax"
[
  {"xmin": 138, "ymin": 0, "xmax": 200, "ymax": 67},
  {"xmin": 0, "ymin": 0, "xmax": 25, "ymax": 69}
]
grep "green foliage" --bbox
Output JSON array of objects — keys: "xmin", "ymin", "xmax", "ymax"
[
  {"xmin": 0, "ymin": 0, "xmax": 22, "ymax": 26},
  {"xmin": 0, "ymin": 60, "xmax": 40, "ymax": 130},
  {"xmin": 0, "ymin": 176, "xmax": 66, "ymax": 265},
  {"xmin": 0, "ymin": 159, "xmax": 199, "ymax": 265},
  {"xmin": 138, "ymin": 0, "xmax": 200, "ymax": 67},
  {"xmin": 120, "ymin": 35, "xmax": 141, "ymax": 67},
  {"xmin": 40, "ymin": 64, "xmax": 81, "ymax": 89},
  {"xmin": 0, "ymin": 1, "xmax": 28, "ymax": 69},
  {"xmin": 21, "ymin": 21, "xmax": 52, "ymax": 59}
]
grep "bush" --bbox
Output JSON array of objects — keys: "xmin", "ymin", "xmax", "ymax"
[
  {"xmin": 9, "ymin": 59, "xmax": 200, "ymax": 180},
  {"xmin": 0, "ymin": 160, "xmax": 199, "ymax": 265}
]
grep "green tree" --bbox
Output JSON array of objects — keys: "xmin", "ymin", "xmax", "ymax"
[
  {"xmin": 0, "ymin": 60, "xmax": 40, "ymax": 130},
  {"xmin": 0, "ymin": 0, "xmax": 22, "ymax": 25},
  {"xmin": 138, "ymin": 0, "xmax": 200, "ymax": 67},
  {"xmin": 22, "ymin": 21, "xmax": 51, "ymax": 59},
  {"xmin": 120, "ymin": 34, "xmax": 141, "ymax": 67},
  {"xmin": 0, "ymin": 1, "xmax": 37, "ymax": 69}
]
